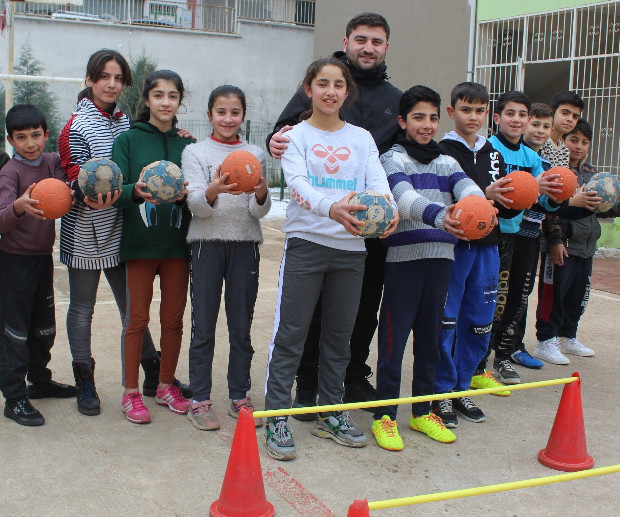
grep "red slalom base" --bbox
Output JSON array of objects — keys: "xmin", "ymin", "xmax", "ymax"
[
  {"xmin": 347, "ymin": 499, "xmax": 370, "ymax": 516},
  {"xmin": 538, "ymin": 372, "xmax": 594, "ymax": 472},
  {"xmin": 210, "ymin": 407, "xmax": 275, "ymax": 517}
]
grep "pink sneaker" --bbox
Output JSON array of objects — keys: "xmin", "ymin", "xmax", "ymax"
[
  {"xmin": 121, "ymin": 392, "xmax": 151, "ymax": 424},
  {"xmin": 155, "ymin": 384, "xmax": 190, "ymax": 414}
]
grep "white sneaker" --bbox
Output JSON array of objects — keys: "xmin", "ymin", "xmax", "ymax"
[
  {"xmin": 558, "ymin": 337, "xmax": 595, "ymax": 357},
  {"xmin": 533, "ymin": 338, "xmax": 570, "ymax": 365}
]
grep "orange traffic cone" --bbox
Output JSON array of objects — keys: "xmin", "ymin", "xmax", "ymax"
[
  {"xmin": 538, "ymin": 372, "xmax": 594, "ymax": 472},
  {"xmin": 347, "ymin": 499, "xmax": 370, "ymax": 517},
  {"xmin": 210, "ymin": 407, "xmax": 274, "ymax": 517}
]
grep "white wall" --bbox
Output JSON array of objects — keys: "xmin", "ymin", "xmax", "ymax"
[{"xmin": 1, "ymin": 16, "xmax": 314, "ymax": 125}]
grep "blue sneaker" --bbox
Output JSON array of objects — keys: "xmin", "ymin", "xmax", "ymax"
[{"xmin": 510, "ymin": 349, "xmax": 543, "ymax": 369}]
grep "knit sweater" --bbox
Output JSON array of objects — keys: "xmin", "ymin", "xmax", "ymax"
[
  {"xmin": 0, "ymin": 154, "xmax": 66, "ymax": 255},
  {"xmin": 280, "ymin": 121, "xmax": 393, "ymax": 252},
  {"xmin": 182, "ymin": 138, "xmax": 271, "ymax": 244},
  {"xmin": 112, "ymin": 122, "xmax": 192, "ymax": 262},
  {"xmin": 58, "ymin": 97, "xmax": 128, "ymax": 269},
  {"xmin": 381, "ymin": 144, "xmax": 485, "ymax": 262}
]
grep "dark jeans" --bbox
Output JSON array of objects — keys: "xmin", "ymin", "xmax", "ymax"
[
  {"xmin": 0, "ymin": 252, "xmax": 55, "ymax": 402},
  {"xmin": 295, "ymin": 238, "xmax": 386, "ymax": 393}
]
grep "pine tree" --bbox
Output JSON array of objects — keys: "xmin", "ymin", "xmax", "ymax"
[
  {"xmin": 118, "ymin": 51, "xmax": 158, "ymax": 122},
  {"xmin": 12, "ymin": 41, "xmax": 62, "ymax": 152}
]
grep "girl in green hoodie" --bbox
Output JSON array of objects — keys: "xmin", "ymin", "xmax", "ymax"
[{"xmin": 112, "ymin": 70, "xmax": 193, "ymax": 424}]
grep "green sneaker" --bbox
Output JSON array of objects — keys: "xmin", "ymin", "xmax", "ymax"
[
  {"xmin": 264, "ymin": 417, "xmax": 296, "ymax": 461},
  {"xmin": 311, "ymin": 411, "xmax": 367, "ymax": 448},
  {"xmin": 470, "ymin": 370, "xmax": 511, "ymax": 397},
  {"xmin": 372, "ymin": 415, "xmax": 404, "ymax": 451},
  {"xmin": 409, "ymin": 412, "xmax": 456, "ymax": 443}
]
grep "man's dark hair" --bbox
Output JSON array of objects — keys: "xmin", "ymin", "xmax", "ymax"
[
  {"xmin": 564, "ymin": 118, "xmax": 592, "ymax": 141},
  {"xmin": 450, "ymin": 82, "xmax": 489, "ymax": 107},
  {"xmin": 550, "ymin": 91, "xmax": 584, "ymax": 111},
  {"xmin": 495, "ymin": 90, "xmax": 531, "ymax": 115},
  {"xmin": 529, "ymin": 102, "xmax": 555, "ymax": 119},
  {"xmin": 399, "ymin": 85, "xmax": 441, "ymax": 119},
  {"xmin": 5, "ymin": 104, "xmax": 47, "ymax": 138},
  {"xmin": 346, "ymin": 12, "xmax": 390, "ymax": 40}
]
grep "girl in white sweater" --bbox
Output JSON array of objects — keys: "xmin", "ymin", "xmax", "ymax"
[{"xmin": 182, "ymin": 85, "xmax": 271, "ymax": 431}]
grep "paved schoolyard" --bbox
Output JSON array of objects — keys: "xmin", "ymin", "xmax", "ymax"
[{"xmin": 1, "ymin": 213, "xmax": 619, "ymax": 516}]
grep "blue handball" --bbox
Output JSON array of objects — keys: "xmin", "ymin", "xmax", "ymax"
[
  {"xmin": 585, "ymin": 172, "xmax": 620, "ymax": 212},
  {"xmin": 349, "ymin": 190, "xmax": 395, "ymax": 238},
  {"xmin": 78, "ymin": 158, "xmax": 123, "ymax": 201},
  {"xmin": 142, "ymin": 160, "xmax": 185, "ymax": 203}
]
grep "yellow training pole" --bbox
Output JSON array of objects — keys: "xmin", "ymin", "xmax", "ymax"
[
  {"xmin": 253, "ymin": 376, "xmax": 577, "ymax": 419},
  {"xmin": 366, "ymin": 464, "xmax": 620, "ymax": 510}
]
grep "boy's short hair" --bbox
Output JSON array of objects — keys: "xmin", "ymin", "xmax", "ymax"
[
  {"xmin": 529, "ymin": 102, "xmax": 555, "ymax": 119},
  {"xmin": 550, "ymin": 91, "xmax": 584, "ymax": 111},
  {"xmin": 450, "ymin": 82, "xmax": 489, "ymax": 107},
  {"xmin": 346, "ymin": 12, "xmax": 390, "ymax": 40},
  {"xmin": 399, "ymin": 85, "xmax": 441, "ymax": 119},
  {"xmin": 495, "ymin": 90, "xmax": 531, "ymax": 115},
  {"xmin": 564, "ymin": 118, "xmax": 592, "ymax": 141},
  {"xmin": 5, "ymin": 104, "xmax": 47, "ymax": 138}
]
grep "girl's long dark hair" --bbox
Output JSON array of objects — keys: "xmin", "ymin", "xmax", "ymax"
[
  {"xmin": 135, "ymin": 70, "xmax": 185, "ymax": 127},
  {"xmin": 77, "ymin": 49, "xmax": 132, "ymax": 104}
]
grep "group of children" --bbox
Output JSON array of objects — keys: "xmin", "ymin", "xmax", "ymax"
[{"xmin": 0, "ymin": 48, "xmax": 616, "ymax": 464}]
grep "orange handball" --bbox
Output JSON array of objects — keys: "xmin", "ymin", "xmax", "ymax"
[
  {"xmin": 30, "ymin": 178, "xmax": 72, "ymax": 219},
  {"xmin": 543, "ymin": 166, "xmax": 578, "ymax": 202},
  {"xmin": 452, "ymin": 195, "xmax": 497, "ymax": 240},
  {"xmin": 221, "ymin": 151, "xmax": 262, "ymax": 193},
  {"xmin": 502, "ymin": 170, "xmax": 540, "ymax": 209}
]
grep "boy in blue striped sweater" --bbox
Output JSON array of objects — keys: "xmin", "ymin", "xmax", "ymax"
[{"xmin": 372, "ymin": 86, "xmax": 487, "ymax": 451}]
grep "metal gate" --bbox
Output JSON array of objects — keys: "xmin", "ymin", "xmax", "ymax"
[{"xmin": 475, "ymin": 1, "xmax": 620, "ymax": 176}]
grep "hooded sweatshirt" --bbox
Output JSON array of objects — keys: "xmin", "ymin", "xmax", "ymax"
[{"xmin": 112, "ymin": 122, "xmax": 192, "ymax": 262}]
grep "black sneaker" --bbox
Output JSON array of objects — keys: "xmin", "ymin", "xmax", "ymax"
[
  {"xmin": 432, "ymin": 399, "xmax": 458, "ymax": 428},
  {"xmin": 453, "ymin": 397, "xmax": 486, "ymax": 423},
  {"xmin": 343, "ymin": 377, "xmax": 377, "ymax": 412},
  {"xmin": 172, "ymin": 379, "xmax": 193, "ymax": 399},
  {"xmin": 292, "ymin": 389, "xmax": 317, "ymax": 422},
  {"xmin": 493, "ymin": 358, "xmax": 521, "ymax": 385},
  {"xmin": 27, "ymin": 380, "xmax": 77, "ymax": 399},
  {"xmin": 4, "ymin": 398, "xmax": 45, "ymax": 426}
]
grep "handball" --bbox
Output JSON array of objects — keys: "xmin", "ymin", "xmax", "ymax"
[
  {"xmin": 585, "ymin": 172, "xmax": 620, "ymax": 212},
  {"xmin": 31, "ymin": 178, "xmax": 73, "ymax": 219},
  {"xmin": 452, "ymin": 195, "xmax": 497, "ymax": 240},
  {"xmin": 221, "ymin": 150, "xmax": 262, "ymax": 193},
  {"xmin": 502, "ymin": 170, "xmax": 539, "ymax": 209},
  {"xmin": 543, "ymin": 166, "xmax": 578, "ymax": 202},
  {"xmin": 142, "ymin": 160, "xmax": 184, "ymax": 203},
  {"xmin": 78, "ymin": 158, "xmax": 123, "ymax": 201},
  {"xmin": 349, "ymin": 190, "xmax": 395, "ymax": 238}
]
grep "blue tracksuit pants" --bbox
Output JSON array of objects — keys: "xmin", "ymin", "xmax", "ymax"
[{"xmin": 434, "ymin": 243, "xmax": 499, "ymax": 395}]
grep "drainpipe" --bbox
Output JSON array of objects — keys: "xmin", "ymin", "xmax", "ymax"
[{"xmin": 467, "ymin": 0, "xmax": 476, "ymax": 81}]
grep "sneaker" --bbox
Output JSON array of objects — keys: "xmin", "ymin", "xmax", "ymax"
[
  {"xmin": 27, "ymin": 380, "xmax": 77, "ymax": 399},
  {"xmin": 291, "ymin": 389, "xmax": 317, "ymax": 422},
  {"xmin": 4, "ymin": 398, "xmax": 45, "ymax": 426},
  {"xmin": 452, "ymin": 397, "xmax": 485, "ymax": 423},
  {"xmin": 121, "ymin": 392, "xmax": 151, "ymax": 424},
  {"xmin": 534, "ymin": 338, "xmax": 570, "ymax": 365},
  {"xmin": 372, "ymin": 415, "xmax": 404, "ymax": 451},
  {"xmin": 228, "ymin": 397, "xmax": 263, "ymax": 427},
  {"xmin": 470, "ymin": 371, "xmax": 511, "ymax": 397},
  {"xmin": 156, "ymin": 384, "xmax": 190, "ymax": 414},
  {"xmin": 510, "ymin": 349, "xmax": 544, "ymax": 369},
  {"xmin": 264, "ymin": 417, "xmax": 296, "ymax": 461},
  {"xmin": 431, "ymin": 399, "xmax": 458, "ymax": 428},
  {"xmin": 187, "ymin": 400, "xmax": 220, "ymax": 430},
  {"xmin": 558, "ymin": 337, "xmax": 594, "ymax": 357},
  {"xmin": 311, "ymin": 411, "xmax": 367, "ymax": 447},
  {"xmin": 173, "ymin": 379, "xmax": 193, "ymax": 399},
  {"xmin": 493, "ymin": 358, "xmax": 521, "ymax": 384},
  {"xmin": 409, "ymin": 412, "xmax": 456, "ymax": 443},
  {"xmin": 343, "ymin": 377, "xmax": 377, "ymax": 412}
]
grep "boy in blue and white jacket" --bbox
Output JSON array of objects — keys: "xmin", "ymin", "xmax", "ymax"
[{"xmin": 372, "ymin": 86, "xmax": 485, "ymax": 451}]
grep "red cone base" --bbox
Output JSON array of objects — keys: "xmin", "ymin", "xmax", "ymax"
[
  {"xmin": 538, "ymin": 372, "xmax": 594, "ymax": 472},
  {"xmin": 347, "ymin": 499, "xmax": 370, "ymax": 517},
  {"xmin": 210, "ymin": 407, "xmax": 274, "ymax": 516}
]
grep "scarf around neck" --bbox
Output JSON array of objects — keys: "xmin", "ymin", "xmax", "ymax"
[{"xmin": 395, "ymin": 132, "xmax": 441, "ymax": 164}]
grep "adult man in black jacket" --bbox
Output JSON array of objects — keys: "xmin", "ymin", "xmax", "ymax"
[{"xmin": 267, "ymin": 12, "xmax": 402, "ymax": 416}]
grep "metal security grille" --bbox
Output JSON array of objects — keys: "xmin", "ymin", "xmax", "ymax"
[{"xmin": 475, "ymin": 1, "xmax": 620, "ymax": 176}]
